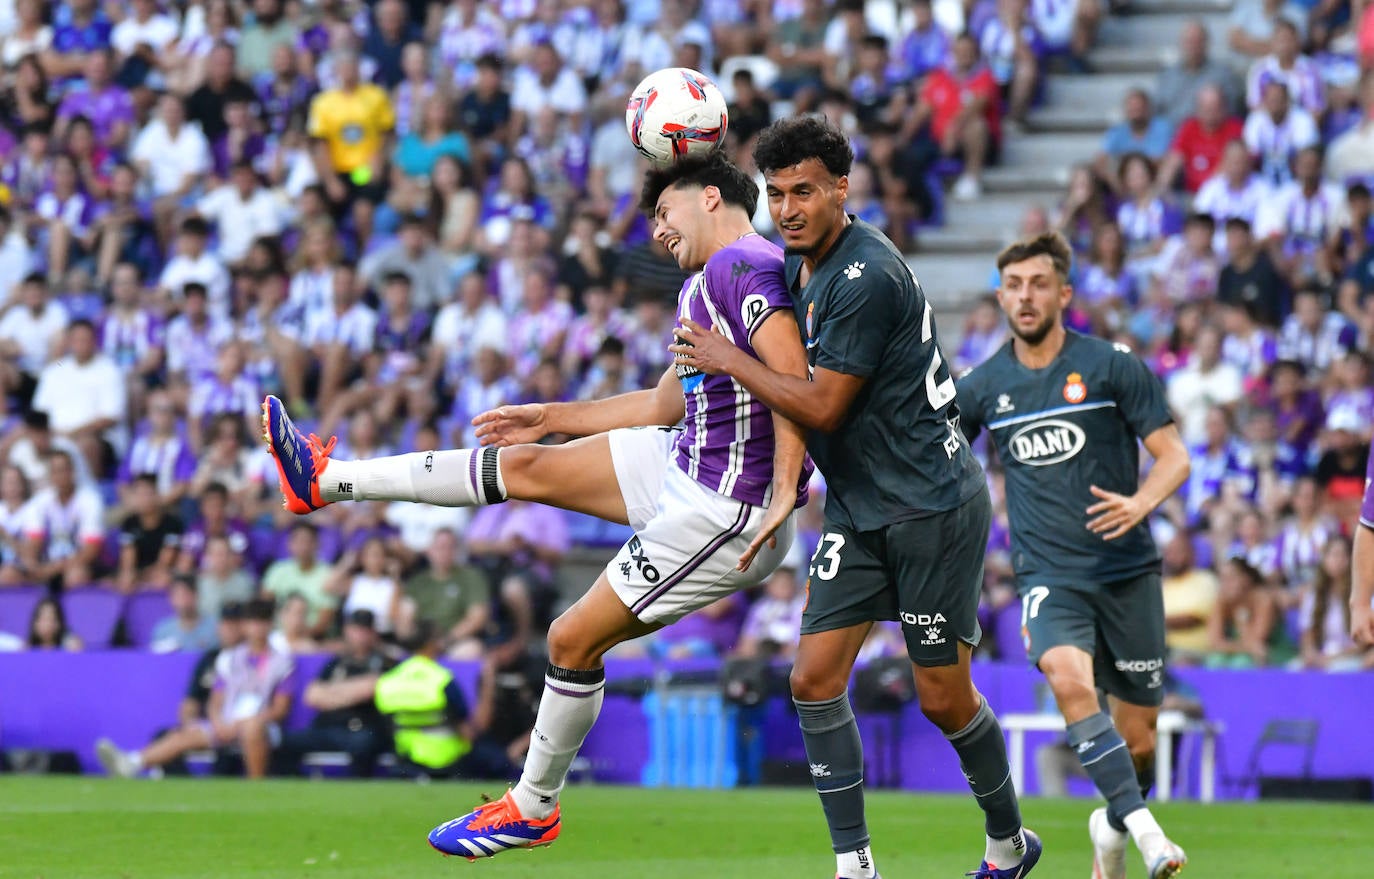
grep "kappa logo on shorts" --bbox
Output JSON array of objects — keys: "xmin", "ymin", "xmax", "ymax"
[{"xmin": 625, "ymin": 535, "xmax": 661, "ymax": 584}]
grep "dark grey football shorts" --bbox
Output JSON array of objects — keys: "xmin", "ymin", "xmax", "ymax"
[{"xmin": 800, "ymin": 485, "xmax": 990, "ymax": 667}]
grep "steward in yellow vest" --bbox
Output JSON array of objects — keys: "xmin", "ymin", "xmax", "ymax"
[{"xmin": 375, "ymin": 622, "xmax": 472, "ymax": 772}]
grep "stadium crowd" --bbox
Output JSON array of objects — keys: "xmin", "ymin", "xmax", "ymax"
[{"xmin": 0, "ymin": 0, "xmax": 1371, "ymax": 776}]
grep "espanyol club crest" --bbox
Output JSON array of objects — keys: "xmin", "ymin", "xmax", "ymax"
[{"xmin": 1063, "ymin": 372, "xmax": 1087, "ymax": 404}]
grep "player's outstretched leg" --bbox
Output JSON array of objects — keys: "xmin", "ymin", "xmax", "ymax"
[
  {"xmin": 263, "ymin": 395, "xmax": 508, "ymax": 514},
  {"xmin": 428, "ymin": 575, "xmax": 657, "ymax": 861}
]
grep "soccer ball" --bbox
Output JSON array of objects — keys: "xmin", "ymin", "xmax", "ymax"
[{"xmin": 625, "ymin": 67, "xmax": 729, "ymax": 165}]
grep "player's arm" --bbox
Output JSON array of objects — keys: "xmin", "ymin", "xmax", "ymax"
[
  {"xmin": 1087, "ymin": 423, "xmax": 1190, "ymax": 540},
  {"xmin": 738, "ymin": 311, "xmax": 810, "ymax": 571},
  {"xmin": 473, "ymin": 366, "xmax": 685, "ymax": 446},
  {"xmin": 671, "ymin": 317, "xmax": 865, "ymax": 432},
  {"xmin": 1351, "ymin": 510, "xmax": 1374, "ymax": 647}
]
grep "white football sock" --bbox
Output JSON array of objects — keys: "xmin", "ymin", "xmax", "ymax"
[
  {"xmin": 319, "ymin": 449, "xmax": 507, "ymax": 505},
  {"xmin": 985, "ymin": 829, "xmax": 1027, "ymax": 867},
  {"xmin": 1123, "ymin": 808, "xmax": 1165, "ymax": 848},
  {"xmin": 511, "ymin": 666, "xmax": 605, "ymax": 820},
  {"xmin": 836, "ymin": 846, "xmax": 878, "ymax": 878}
]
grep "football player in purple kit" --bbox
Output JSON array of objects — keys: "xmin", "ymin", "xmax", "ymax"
[
  {"xmin": 262, "ymin": 152, "xmax": 812, "ymax": 860},
  {"xmin": 1350, "ymin": 443, "xmax": 1374, "ymax": 647}
]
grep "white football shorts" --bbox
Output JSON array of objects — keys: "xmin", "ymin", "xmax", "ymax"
[{"xmin": 605, "ymin": 426, "xmax": 795, "ymax": 625}]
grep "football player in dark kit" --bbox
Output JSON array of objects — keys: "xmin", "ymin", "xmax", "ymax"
[
  {"xmin": 673, "ymin": 116, "xmax": 1039, "ymax": 879},
  {"xmin": 957, "ymin": 232, "xmax": 1190, "ymax": 879}
]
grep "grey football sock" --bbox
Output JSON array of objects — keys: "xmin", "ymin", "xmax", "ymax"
[
  {"xmin": 945, "ymin": 696, "xmax": 1023, "ymax": 840},
  {"xmin": 1066, "ymin": 712, "xmax": 1146, "ymax": 832},
  {"xmin": 795, "ymin": 691, "xmax": 870, "ymax": 853}
]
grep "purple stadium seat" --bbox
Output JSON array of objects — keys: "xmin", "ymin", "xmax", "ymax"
[
  {"xmin": 123, "ymin": 590, "xmax": 174, "ymax": 649},
  {"xmin": 61, "ymin": 588, "xmax": 126, "ymax": 649},
  {"xmin": 0, "ymin": 585, "xmax": 45, "ymax": 639}
]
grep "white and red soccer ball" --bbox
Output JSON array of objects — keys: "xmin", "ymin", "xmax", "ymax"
[{"xmin": 625, "ymin": 67, "xmax": 729, "ymax": 165}]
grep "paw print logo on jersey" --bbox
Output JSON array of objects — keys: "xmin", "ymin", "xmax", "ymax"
[
  {"xmin": 843, "ymin": 261, "xmax": 865, "ymax": 280},
  {"xmin": 1063, "ymin": 371, "xmax": 1087, "ymax": 404}
]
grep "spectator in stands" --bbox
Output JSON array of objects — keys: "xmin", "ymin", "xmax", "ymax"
[
  {"xmin": 1244, "ymin": 19, "xmax": 1323, "ymax": 115},
  {"xmin": 187, "ymin": 42, "xmax": 256, "ymax": 143},
  {"xmin": 2, "ymin": 410, "xmax": 91, "ymax": 492},
  {"xmin": 1326, "ymin": 75, "xmax": 1374, "ymax": 183},
  {"xmin": 1197, "ymin": 149, "xmax": 1269, "ymax": 256},
  {"xmin": 915, "ymin": 32, "xmax": 1001, "ymax": 201},
  {"xmin": 1095, "ymin": 89, "xmax": 1174, "ymax": 192},
  {"xmin": 362, "ymin": 217, "xmax": 451, "ymax": 312},
  {"xmin": 1217, "ymin": 217, "xmax": 1288, "ymax": 326},
  {"xmin": 1315, "ymin": 407, "xmax": 1370, "ymax": 522},
  {"xmin": 279, "ymin": 608, "xmax": 395, "ymax": 777},
  {"xmin": 1161, "ymin": 532, "xmax": 1219, "ymax": 666},
  {"xmin": 510, "ymin": 39, "xmax": 586, "ymax": 139},
  {"xmin": 188, "ymin": 413, "xmax": 264, "ymax": 513},
  {"xmin": 1053, "ymin": 165, "xmax": 1110, "ymax": 254},
  {"xmin": 1329, "ymin": 182, "xmax": 1372, "ymax": 277},
  {"xmin": 1159, "ymin": 85, "xmax": 1244, "ymax": 194},
  {"xmin": 1259, "ymin": 146, "xmax": 1346, "ymax": 286},
  {"xmin": 466, "ymin": 498, "xmax": 569, "ymax": 647},
  {"xmin": 92, "ymin": 165, "xmax": 158, "ymax": 287},
  {"xmin": 17, "ymin": 448, "xmax": 104, "ymax": 590},
  {"xmin": 195, "ymin": 534, "xmax": 255, "ymax": 621},
  {"xmin": 27, "ymin": 596, "xmax": 83, "ymax": 650},
  {"xmin": 1115, "ymin": 152, "xmax": 1179, "ymax": 264},
  {"xmin": 117, "ymin": 473, "xmax": 184, "ymax": 591},
  {"xmin": 1073, "ymin": 222, "xmax": 1135, "ymax": 333},
  {"xmin": 979, "ymin": 0, "xmax": 1041, "ymax": 127},
  {"xmin": 159, "ymin": 218, "xmax": 232, "ymax": 320},
  {"xmin": 733, "ymin": 557, "xmax": 806, "ymax": 662},
  {"xmin": 195, "ymin": 162, "xmax": 288, "ymax": 267},
  {"xmin": 1207, "ymin": 556, "xmax": 1280, "ymax": 666},
  {"xmin": 0, "ymin": 464, "xmax": 30, "ymax": 584},
  {"xmin": 31, "ymin": 153, "xmax": 94, "ymax": 290},
  {"xmin": 0, "ymin": 273, "xmax": 67, "ymax": 408},
  {"xmin": 101, "ymin": 264, "xmax": 165, "ymax": 404},
  {"xmin": 150, "ymin": 575, "xmax": 218, "ymax": 653},
  {"xmin": 167, "ymin": 602, "xmax": 243, "ymax": 749},
  {"xmin": 1168, "ymin": 325, "xmax": 1244, "ymax": 446},
  {"xmin": 1157, "ymin": 20, "xmax": 1244, "ymax": 127},
  {"xmin": 767, "ymin": 0, "xmax": 829, "ymax": 99},
  {"xmin": 332, "ymin": 536, "xmax": 401, "ymax": 639},
  {"xmin": 272, "ymin": 593, "xmax": 322, "ymax": 654},
  {"xmin": 304, "ymin": 263, "xmax": 378, "ymax": 417},
  {"xmin": 308, "ymin": 50, "xmax": 394, "ymax": 247},
  {"xmin": 1273, "ymin": 475, "xmax": 1337, "ymax": 596},
  {"xmin": 261, "ymin": 522, "xmax": 337, "ymax": 640},
  {"xmin": 374, "ymin": 620, "xmax": 475, "ymax": 778},
  {"xmin": 1298, "ymin": 536, "xmax": 1374, "ymax": 670},
  {"xmin": 1153, "ymin": 213, "xmax": 1221, "ymax": 306},
  {"xmin": 1244, "ymin": 81, "xmax": 1319, "ymax": 188},
  {"xmin": 132, "ymin": 93, "xmax": 212, "ymax": 246},
  {"xmin": 1219, "ymin": 300, "xmax": 1278, "ymax": 386},
  {"xmin": 397, "ymin": 527, "xmax": 489, "ymax": 659},
  {"xmin": 98, "ymin": 597, "xmax": 294, "ymax": 779},
  {"xmin": 1228, "ymin": 0, "xmax": 1309, "ymax": 58},
  {"xmin": 177, "ymin": 481, "xmax": 248, "ymax": 574},
  {"xmin": 55, "ymin": 49, "xmax": 134, "ymax": 152},
  {"xmin": 118, "ymin": 388, "xmax": 197, "ymax": 513}
]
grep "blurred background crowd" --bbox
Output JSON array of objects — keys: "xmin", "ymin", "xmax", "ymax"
[{"xmin": 0, "ymin": 0, "xmax": 1371, "ymax": 748}]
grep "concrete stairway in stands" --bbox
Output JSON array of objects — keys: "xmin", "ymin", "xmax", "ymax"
[{"xmin": 920, "ymin": 0, "xmax": 1237, "ymax": 342}]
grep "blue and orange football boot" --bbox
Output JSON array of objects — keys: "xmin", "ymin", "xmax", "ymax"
[
  {"xmin": 428, "ymin": 791, "xmax": 561, "ymax": 861},
  {"xmin": 261, "ymin": 395, "xmax": 336, "ymax": 514},
  {"xmin": 967, "ymin": 829, "xmax": 1042, "ymax": 879}
]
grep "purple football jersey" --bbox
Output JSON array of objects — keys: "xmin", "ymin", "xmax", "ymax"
[{"xmin": 672, "ymin": 234, "xmax": 813, "ymax": 507}]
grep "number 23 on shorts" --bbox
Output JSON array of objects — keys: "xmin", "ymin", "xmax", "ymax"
[{"xmin": 810, "ymin": 532, "xmax": 846, "ymax": 581}]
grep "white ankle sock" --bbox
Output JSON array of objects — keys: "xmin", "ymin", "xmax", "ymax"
[
  {"xmin": 836, "ymin": 846, "xmax": 877, "ymax": 878},
  {"xmin": 1123, "ymin": 809, "xmax": 1164, "ymax": 848},
  {"xmin": 985, "ymin": 829, "xmax": 1027, "ymax": 867},
  {"xmin": 510, "ymin": 666, "xmax": 605, "ymax": 820},
  {"xmin": 319, "ymin": 449, "xmax": 507, "ymax": 505}
]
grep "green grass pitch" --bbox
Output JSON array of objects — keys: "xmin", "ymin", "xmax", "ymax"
[{"xmin": 1, "ymin": 776, "xmax": 1366, "ymax": 878}]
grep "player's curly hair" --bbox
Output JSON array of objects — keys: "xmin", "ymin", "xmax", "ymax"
[
  {"xmin": 752, "ymin": 116, "xmax": 854, "ymax": 178},
  {"xmin": 638, "ymin": 152, "xmax": 759, "ymax": 218},
  {"xmin": 996, "ymin": 232, "xmax": 1073, "ymax": 280}
]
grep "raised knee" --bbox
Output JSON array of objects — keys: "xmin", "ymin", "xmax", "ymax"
[{"xmin": 497, "ymin": 444, "xmax": 539, "ymax": 483}]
